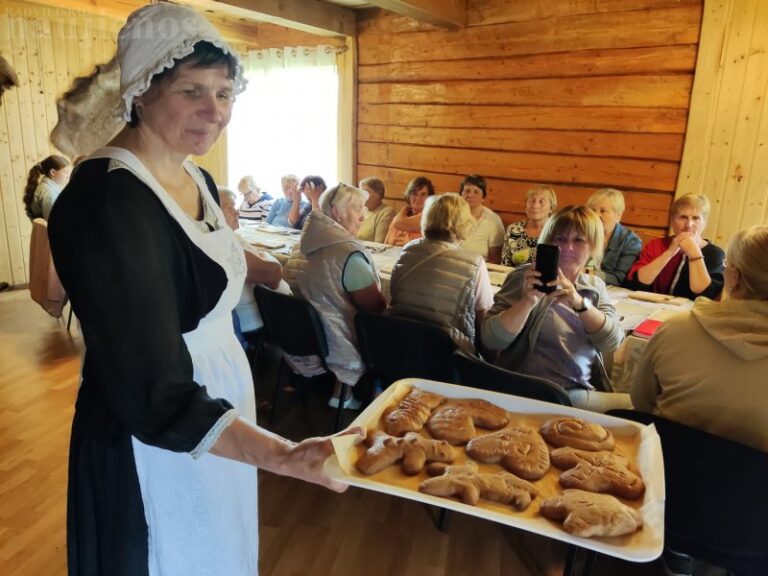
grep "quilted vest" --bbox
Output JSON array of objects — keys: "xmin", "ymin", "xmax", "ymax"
[
  {"xmin": 283, "ymin": 211, "xmax": 380, "ymax": 385},
  {"xmin": 389, "ymin": 238, "xmax": 482, "ymax": 354}
]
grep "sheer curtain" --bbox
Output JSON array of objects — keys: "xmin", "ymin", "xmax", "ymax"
[{"xmin": 227, "ymin": 46, "xmax": 339, "ymax": 196}]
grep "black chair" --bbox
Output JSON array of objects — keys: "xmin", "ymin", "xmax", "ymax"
[
  {"xmin": 451, "ymin": 351, "xmax": 572, "ymax": 406},
  {"xmin": 354, "ymin": 312, "xmax": 457, "ymax": 393},
  {"xmin": 608, "ymin": 409, "xmax": 768, "ymax": 576},
  {"xmin": 253, "ymin": 285, "xmax": 347, "ymax": 433}
]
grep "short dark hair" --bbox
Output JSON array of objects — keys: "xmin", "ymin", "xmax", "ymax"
[
  {"xmin": 359, "ymin": 176, "xmax": 385, "ymax": 198},
  {"xmin": 459, "ymin": 174, "xmax": 487, "ymax": 198},
  {"xmin": 129, "ymin": 41, "xmax": 237, "ymax": 127},
  {"xmin": 300, "ymin": 175, "xmax": 327, "ymax": 191}
]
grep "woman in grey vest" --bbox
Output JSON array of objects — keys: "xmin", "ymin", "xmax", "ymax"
[
  {"xmin": 481, "ymin": 206, "xmax": 631, "ymax": 412},
  {"xmin": 389, "ymin": 194, "xmax": 494, "ymax": 355},
  {"xmin": 284, "ymin": 183, "xmax": 387, "ymax": 409}
]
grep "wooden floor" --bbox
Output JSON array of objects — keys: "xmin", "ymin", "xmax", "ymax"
[{"xmin": 1, "ymin": 289, "xmax": 678, "ymax": 576}]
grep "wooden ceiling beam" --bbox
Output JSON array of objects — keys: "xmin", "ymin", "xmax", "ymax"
[
  {"xmin": 186, "ymin": 0, "xmax": 356, "ymax": 37},
  {"xmin": 364, "ymin": 0, "xmax": 466, "ymax": 29}
]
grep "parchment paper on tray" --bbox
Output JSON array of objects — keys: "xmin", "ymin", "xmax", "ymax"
[{"xmin": 326, "ymin": 379, "xmax": 664, "ymax": 563}]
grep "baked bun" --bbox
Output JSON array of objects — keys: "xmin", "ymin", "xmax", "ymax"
[
  {"xmin": 384, "ymin": 388, "xmax": 446, "ymax": 436},
  {"xmin": 540, "ymin": 489, "xmax": 643, "ymax": 538},
  {"xmin": 550, "ymin": 447, "xmax": 629, "ymax": 470},
  {"xmin": 540, "ymin": 417, "xmax": 614, "ymax": 451},
  {"xmin": 465, "ymin": 426, "xmax": 550, "ymax": 480},
  {"xmin": 356, "ymin": 430, "xmax": 457, "ymax": 476},
  {"xmin": 419, "ymin": 462, "xmax": 538, "ymax": 510},
  {"xmin": 427, "ymin": 399, "xmax": 509, "ymax": 445},
  {"xmin": 559, "ymin": 462, "xmax": 646, "ymax": 500}
]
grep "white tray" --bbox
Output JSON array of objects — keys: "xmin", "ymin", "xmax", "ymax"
[{"xmin": 326, "ymin": 379, "xmax": 664, "ymax": 562}]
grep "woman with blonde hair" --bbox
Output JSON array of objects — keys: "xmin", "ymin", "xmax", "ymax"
[
  {"xmin": 23, "ymin": 155, "xmax": 71, "ymax": 220},
  {"xmin": 482, "ymin": 205, "xmax": 628, "ymax": 411},
  {"xmin": 384, "ymin": 176, "xmax": 434, "ymax": 246},
  {"xmin": 632, "ymin": 225, "xmax": 768, "ymax": 451},
  {"xmin": 586, "ymin": 188, "xmax": 642, "ymax": 285},
  {"xmin": 501, "ymin": 185, "xmax": 557, "ymax": 267},
  {"xmin": 389, "ymin": 194, "xmax": 493, "ymax": 354},
  {"xmin": 627, "ymin": 193, "xmax": 724, "ymax": 299}
]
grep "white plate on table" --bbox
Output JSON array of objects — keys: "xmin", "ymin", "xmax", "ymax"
[{"xmin": 326, "ymin": 379, "xmax": 664, "ymax": 563}]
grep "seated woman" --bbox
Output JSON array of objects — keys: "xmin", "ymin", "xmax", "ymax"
[
  {"xmin": 626, "ymin": 193, "xmax": 724, "ymax": 299},
  {"xmin": 481, "ymin": 206, "xmax": 629, "ymax": 412},
  {"xmin": 459, "ymin": 174, "xmax": 505, "ymax": 264},
  {"xmin": 389, "ymin": 194, "xmax": 494, "ymax": 355},
  {"xmin": 266, "ymin": 174, "xmax": 304, "ymax": 228},
  {"xmin": 501, "ymin": 185, "xmax": 557, "ymax": 267},
  {"xmin": 384, "ymin": 176, "xmax": 434, "ymax": 246},
  {"xmin": 284, "ymin": 183, "xmax": 386, "ymax": 409},
  {"xmin": 631, "ymin": 225, "xmax": 768, "ymax": 451},
  {"xmin": 357, "ymin": 177, "xmax": 395, "ymax": 244},
  {"xmin": 237, "ymin": 175, "xmax": 272, "ymax": 221},
  {"xmin": 23, "ymin": 155, "xmax": 72, "ymax": 220},
  {"xmin": 586, "ymin": 188, "xmax": 642, "ymax": 285}
]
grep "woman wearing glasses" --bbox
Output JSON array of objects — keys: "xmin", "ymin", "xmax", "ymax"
[{"xmin": 284, "ymin": 183, "xmax": 386, "ymax": 409}]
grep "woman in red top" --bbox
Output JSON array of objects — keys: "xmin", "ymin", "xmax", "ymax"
[{"xmin": 626, "ymin": 194, "xmax": 724, "ymax": 300}]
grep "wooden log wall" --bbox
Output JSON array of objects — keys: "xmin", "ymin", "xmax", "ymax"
[{"xmin": 356, "ymin": 0, "xmax": 704, "ymax": 243}]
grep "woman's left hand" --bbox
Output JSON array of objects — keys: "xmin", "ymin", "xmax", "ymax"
[
  {"xmin": 549, "ymin": 268, "xmax": 583, "ymax": 310},
  {"xmin": 279, "ymin": 426, "xmax": 365, "ymax": 493}
]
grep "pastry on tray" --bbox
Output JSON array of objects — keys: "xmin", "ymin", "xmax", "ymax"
[
  {"xmin": 419, "ymin": 462, "xmax": 538, "ymax": 511},
  {"xmin": 558, "ymin": 461, "xmax": 645, "ymax": 500},
  {"xmin": 356, "ymin": 430, "xmax": 457, "ymax": 476},
  {"xmin": 465, "ymin": 426, "xmax": 550, "ymax": 480},
  {"xmin": 427, "ymin": 399, "xmax": 509, "ymax": 445},
  {"xmin": 540, "ymin": 489, "xmax": 643, "ymax": 538},
  {"xmin": 540, "ymin": 417, "xmax": 615, "ymax": 451},
  {"xmin": 550, "ymin": 447, "xmax": 629, "ymax": 470},
  {"xmin": 384, "ymin": 388, "xmax": 446, "ymax": 436}
]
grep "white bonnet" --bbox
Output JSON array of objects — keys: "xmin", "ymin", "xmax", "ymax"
[{"xmin": 117, "ymin": 3, "xmax": 246, "ymax": 122}]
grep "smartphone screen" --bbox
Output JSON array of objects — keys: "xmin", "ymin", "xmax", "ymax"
[{"xmin": 534, "ymin": 244, "xmax": 560, "ymax": 293}]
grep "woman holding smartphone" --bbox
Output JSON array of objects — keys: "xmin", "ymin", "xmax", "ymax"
[{"xmin": 481, "ymin": 205, "xmax": 629, "ymax": 412}]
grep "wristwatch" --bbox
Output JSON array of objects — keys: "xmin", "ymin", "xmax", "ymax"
[{"xmin": 572, "ymin": 297, "xmax": 592, "ymax": 313}]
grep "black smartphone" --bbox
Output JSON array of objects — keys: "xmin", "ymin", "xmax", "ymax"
[{"xmin": 534, "ymin": 244, "xmax": 560, "ymax": 293}]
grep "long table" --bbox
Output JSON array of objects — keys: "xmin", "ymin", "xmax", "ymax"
[
  {"xmin": 235, "ymin": 221, "xmax": 514, "ymax": 296},
  {"xmin": 607, "ymin": 286, "xmax": 694, "ymax": 392}
]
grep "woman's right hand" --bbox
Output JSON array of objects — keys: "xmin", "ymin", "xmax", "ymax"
[
  {"xmin": 521, "ymin": 268, "xmax": 546, "ymax": 307},
  {"xmin": 278, "ymin": 427, "xmax": 365, "ymax": 493}
]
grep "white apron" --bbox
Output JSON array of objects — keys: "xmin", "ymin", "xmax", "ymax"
[{"xmin": 92, "ymin": 148, "xmax": 259, "ymax": 576}]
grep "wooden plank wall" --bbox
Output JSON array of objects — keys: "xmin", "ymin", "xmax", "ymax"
[
  {"xmin": 675, "ymin": 0, "xmax": 768, "ymax": 247},
  {"xmin": 356, "ymin": 0, "xmax": 704, "ymax": 243},
  {"xmin": 0, "ymin": 3, "xmax": 121, "ymax": 286}
]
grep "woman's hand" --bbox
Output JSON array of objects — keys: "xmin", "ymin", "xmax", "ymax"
[
  {"xmin": 278, "ymin": 427, "xmax": 364, "ymax": 493},
  {"xmin": 549, "ymin": 268, "xmax": 582, "ymax": 310},
  {"xmin": 520, "ymin": 267, "xmax": 547, "ymax": 307},
  {"xmin": 678, "ymin": 233, "xmax": 704, "ymax": 258}
]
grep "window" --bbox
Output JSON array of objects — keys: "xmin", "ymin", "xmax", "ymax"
[{"xmin": 227, "ymin": 46, "xmax": 339, "ymax": 197}]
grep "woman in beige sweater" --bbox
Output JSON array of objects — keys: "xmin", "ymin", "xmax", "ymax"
[{"xmin": 631, "ymin": 225, "xmax": 768, "ymax": 452}]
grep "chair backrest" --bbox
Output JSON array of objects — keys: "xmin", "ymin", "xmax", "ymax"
[
  {"xmin": 608, "ymin": 409, "xmax": 768, "ymax": 575},
  {"xmin": 452, "ymin": 351, "xmax": 572, "ymax": 406},
  {"xmin": 355, "ymin": 312, "xmax": 456, "ymax": 388},
  {"xmin": 29, "ymin": 218, "xmax": 67, "ymax": 318},
  {"xmin": 253, "ymin": 285, "xmax": 328, "ymax": 361}
]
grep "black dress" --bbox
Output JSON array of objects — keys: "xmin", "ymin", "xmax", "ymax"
[{"xmin": 49, "ymin": 157, "xmax": 243, "ymax": 575}]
